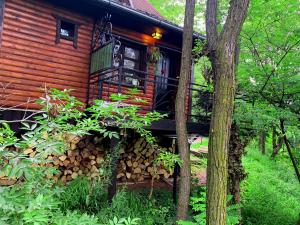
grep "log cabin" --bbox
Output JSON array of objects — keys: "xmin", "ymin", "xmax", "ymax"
[
  {"xmin": 0, "ymin": 0, "xmax": 212, "ymax": 195},
  {"xmin": 0, "ymin": 0, "xmax": 211, "ymax": 134}
]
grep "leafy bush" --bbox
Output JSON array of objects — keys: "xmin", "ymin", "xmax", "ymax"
[
  {"xmin": 0, "ymin": 88, "xmax": 164, "ymax": 225},
  {"xmin": 59, "ymin": 177, "xmax": 107, "ymax": 214},
  {"xmin": 241, "ymin": 142, "xmax": 300, "ymax": 225},
  {"xmin": 178, "ymin": 186, "xmax": 240, "ymax": 225},
  {"xmin": 97, "ymin": 190, "xmax": 176, "ymax": 225}
]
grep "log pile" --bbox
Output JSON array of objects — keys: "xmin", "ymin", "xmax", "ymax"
[
  {"xmin": 1, "ymin": 136, "xmax": 174, "ymax": 185},
  {"xmin": 23, "ymin": 136, "xmax": 107, "ymax": 183},
  {"xmin": 117, "ymin": 138, "xmax": 174, "ymax": 182}
]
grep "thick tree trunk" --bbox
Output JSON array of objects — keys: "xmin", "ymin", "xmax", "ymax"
[
  {"xmin": 175, "ymin": 0, "xmax": 195, "ymax": 220},
  {"xmin": 207, "ymin": 44, "xmax": 236, "ymax": 225},
  {"xmin": 259, "ymin": 131, "xmax": 266, "ymax": 154},
  {"xmin": 228, "ymin": 124, "xmax": 247, "ymax": 205},
  {"xmin": 205, "ymin": 1, "xmax": 249, "ymax": 224}
]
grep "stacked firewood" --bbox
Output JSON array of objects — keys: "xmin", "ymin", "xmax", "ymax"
[
  {"xmin": 1, "ymin": 136, "xmax": 174, "ymax": 185},
  {"xmin": 117, "ymin": 138, "xmax": 174, "ymax": 182},
  {"xmin": 21, "ymin": 136, "xmax": 106, "ymax": 183}
]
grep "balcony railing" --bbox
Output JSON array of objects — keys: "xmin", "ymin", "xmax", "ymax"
[{"xmin": 88, "ymin": 66, "xmax": 212, "ymax": 124}]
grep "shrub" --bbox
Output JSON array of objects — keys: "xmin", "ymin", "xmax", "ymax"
[{"xmin": 97, "ymin": 189, "xmax": 176, "ymax": 225}]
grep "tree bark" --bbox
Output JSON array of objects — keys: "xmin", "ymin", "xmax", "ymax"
[
  {"xmin": 271, "ymin": 137, "xmax": 283, "ymax": 159},
  {"xmin": 279, "ymin": 119, "xmax": 300, "ymax": 183},
  {"xmin": 175, "ymin": 0, "xmax": 195, "ymax": 220},
  {"xmin": 228, "ymin": 124, "xmax": 247, "ymax": 205},
  {"xmin": 259, "ymin": 131, "xmax": 266, "ymax": 154},
  {"xmin": 205, "ymin": 0, "xmax": 249, "ymax": 224},
  {"xmin": 271, "ymin": 126, "xmax": 283, "ymax": 158}
]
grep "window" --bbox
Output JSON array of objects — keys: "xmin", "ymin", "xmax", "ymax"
[
  {"xmin": 114, "ymin": 42, "xmax": 146, "ymax": 87},
  {"xmin": 53, "ymin": 15, "xmax": 80, "ymax": 49},
  {"xmin": 60, "ymin": 20, "xmax": 75, "ymax": 38}
]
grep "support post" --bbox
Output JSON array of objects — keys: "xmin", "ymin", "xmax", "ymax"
[
  {"xmin": 173, "ymin": 138, "xmax": 179, "ymax": 204},
  {"xmin": 108, "ymin": 135, "xmax": 119, "ymax": 203}
]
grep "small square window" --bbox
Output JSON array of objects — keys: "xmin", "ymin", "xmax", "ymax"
[
  {"xmin": 53, "ymin": 15, "xmax": 80, "ymax": 49},
  {"xmin": 60, "ymin": 20, "xmax": 75, "ymax": 38}
]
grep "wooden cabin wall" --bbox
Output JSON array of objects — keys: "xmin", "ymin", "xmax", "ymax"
[
  {"xmin": 0, "ymin": 0, "xmax": 190, "ymax": 117},
  {"xmin": 0, "ymin": 0, "xmax": 93, "ymax": 109}
]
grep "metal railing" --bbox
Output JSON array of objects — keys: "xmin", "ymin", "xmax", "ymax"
[{"xmin": 88, "ymin": 67, "xmax": 212, "ymax": 123}]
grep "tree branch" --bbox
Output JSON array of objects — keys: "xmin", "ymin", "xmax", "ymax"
[
  {"xmin": 206, "ymin": 0, "xmax": 218, "ymax": 51},
  {"xmin": 220, "ymin": 0, "xmax": 250, "ymax": 44}
]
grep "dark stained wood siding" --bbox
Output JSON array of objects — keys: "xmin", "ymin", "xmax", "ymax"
[
  {"xmin": 0, "ymin": 0, "xmax": 4, "ymax": 46},
  {"xmin": 0, "ymin": 0, "xmax": 93, "ymax": 109}
]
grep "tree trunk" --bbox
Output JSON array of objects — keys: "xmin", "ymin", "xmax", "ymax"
[
  {"xmin": 259, "ymin": 131, "xmax": 266, "ymax": 154},
  {"xmin": 272, "ymin": 126, "xmax": 277, "ymax": 150},
  {"xmin": 279, "ymin": 119, "xmax": 300, "ymax": 183},
  {"xmin": 228, "ymin": 124, "xmax": 247, "ymax": 205},
  {"xmin": 271, "ymin": 137, "xmax": 283, "ymax": 159},
  {"xmin": 175, "ymin": 0, "xmax": 195, "ymax": 220},
  {"xmin": 207, "ymin": 42, "xmax": 236, "ymax": 225},
  {"xmin": 205, "ymin": 0, "xmax": 249, "ymax": 224}
]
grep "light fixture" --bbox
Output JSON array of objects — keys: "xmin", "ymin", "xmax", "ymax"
[{"xmin": 152, "ymin": 32, "xmax": 162, "ymax": 40}]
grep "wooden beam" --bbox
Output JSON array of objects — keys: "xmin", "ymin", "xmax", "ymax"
[
  {"xmin": 173, "ymin": 139, "xmax": 179, "ymax": 204},
  {"xmin": 107, "ymin": 135, "xmax": 119, "ymax": 203}
]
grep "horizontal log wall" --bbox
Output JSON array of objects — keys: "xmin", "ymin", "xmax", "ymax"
[
  {"xmin": 0, "ymin": 0, "xmax": 93, "ymax": 109},
  {"xmin": 0, "ymin": 0, "xmax": 188, "ymax": 116}
]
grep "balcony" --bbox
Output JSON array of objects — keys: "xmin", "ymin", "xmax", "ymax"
[
  {"xmin": 88, "ymin": 66, "xmax": 212, "ymax": 134},
  {"xmin": 87, "ymin": 37, "xmax": 211, "ymax": 134}
]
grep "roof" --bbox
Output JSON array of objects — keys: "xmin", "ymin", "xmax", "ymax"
[{"xmin": 130, "ymin": 0, "xmax": 163, "ymax": 19}]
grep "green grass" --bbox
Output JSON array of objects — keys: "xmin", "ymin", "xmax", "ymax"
[
  {"xmin": 97, "ymin": 189, "xmax": 176, "ymax": 225},
  {"xmin": 59, "ymin": 178, "xmax": 176, "ymax": 225},
  {"xmin": 190, "ymin": 137, "xmax": 209, "ymax": 149},
  {"xmin": 242, "ymin": 142, "xmax": 300, "ymax": 225}
]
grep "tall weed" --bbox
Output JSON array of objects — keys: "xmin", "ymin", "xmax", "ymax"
[{"xmin": 242, "ymin": 142, "xmax": 300, "ymax": 225}]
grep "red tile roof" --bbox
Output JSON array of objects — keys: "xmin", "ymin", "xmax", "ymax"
[{"xmin": 130, "ymin": 0, "xmax": 163, "ymax": 19}]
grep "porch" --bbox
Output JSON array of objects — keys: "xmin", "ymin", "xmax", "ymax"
[{"xmin": 86, "ymin": 17, "xmax": 211, "ymax": 135}]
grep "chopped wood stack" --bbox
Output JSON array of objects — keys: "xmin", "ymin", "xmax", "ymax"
[
  {"xmin": 46, "ymin": 136, "xmax": 106, "ymax": 183},
  {"xmin": 1, "ymin": 135, "xmax": 174, "ymax": 185},
  {"xmin": 117, "ymin": 138, "xmax": 174, "ymax": 182}
]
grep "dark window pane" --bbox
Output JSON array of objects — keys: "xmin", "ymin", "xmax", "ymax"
[{"xmin": 60, "ymin": 20, "xmax": 75, "ymax": 38}]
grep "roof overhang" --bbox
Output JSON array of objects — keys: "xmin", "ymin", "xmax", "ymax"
[{"xmin": 46, "ymin": 0, "xmax": 205, "ymax": 48}]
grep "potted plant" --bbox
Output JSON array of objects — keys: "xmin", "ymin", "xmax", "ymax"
[{"xmin": 147, "ymin": 46, "xmax": 161, "ymax": 64}]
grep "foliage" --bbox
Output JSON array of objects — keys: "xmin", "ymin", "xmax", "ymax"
[
  {"xmin": 59, "ymin": 177, "xmax": 107, "ymax": 214},
  {"xmin": 154, "ymin": 150, "xmax": 183, "ymax": 173},
  {"xmin": 236, "ymin": 0, "xmax": 300, "ymax": 135},
  {"xmin": 107, "ymin": 217, "xmax": 140, "ymax": 225},
  {"xmin": 0, "ymin": 88, "xmax": 164, "ymax": 224},
  {"xmin": 241, "ymin": 142, "xmax": 300, "ymax": 225},
  {"xmin": 87, "ymin": 89, "xmax": 164, "ymax": 144},
  {"xmin": 178, "ymin": 187, "xmax": 241, "ymax": 225},
  {"xmin": 96, "ymin": 190, "xmax": 176, "ymax": 225},
  {"xmin": 147, "ymin": 46, "xmax": 161, "ymax": 64}
]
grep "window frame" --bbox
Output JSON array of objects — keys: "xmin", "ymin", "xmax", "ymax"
[
  {"xmin": 53, "ymin": 14, "xmax": 80, "ymax": 49},
  {"xmin": 118, "ymin": 40, "xmax": 147, "ymax": 88}
]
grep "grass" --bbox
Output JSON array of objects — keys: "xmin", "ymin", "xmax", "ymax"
[
  {"xmin": 97, "ymin": 189, "xmax": 176, "ymax": 225},
  {"xmin": 190, "ymin": 137, "xmax": 209, "ymax": 149},
  {"xmin": 59, "ymin": 178, "xmax": 176, "ymax": 225},
  {"xmin": 241, "ymin": 142, "xmax": 300, "ymax": 225}
]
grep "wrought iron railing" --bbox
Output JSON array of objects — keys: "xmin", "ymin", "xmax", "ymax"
[{"xmin": 88, "ymin": 66, "xmax": 212, "ymax": 124}]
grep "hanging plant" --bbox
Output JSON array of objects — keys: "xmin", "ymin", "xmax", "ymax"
[{"xmin": 147, "ymin": 46, "xmax": 161, "ymax": 64}]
